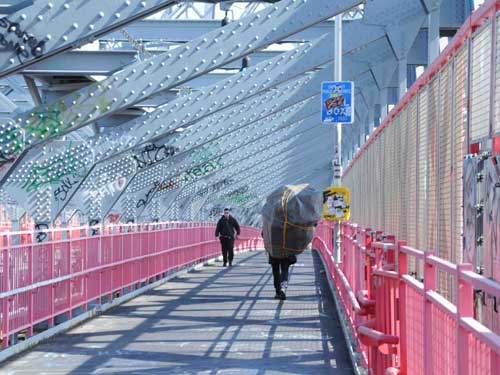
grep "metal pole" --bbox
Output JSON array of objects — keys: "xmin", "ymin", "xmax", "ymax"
[{"xmin": 334, "ymin": 13, "xmax": 342, "ymax": 264}]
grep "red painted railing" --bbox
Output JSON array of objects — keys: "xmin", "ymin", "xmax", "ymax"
[
  {"xmin": 0, "ymin": 221, "xmax": 263, "ymax": 349},
  {"xmin": 313, "ymin": 221, "xmax": 500, "ymax": 375}
]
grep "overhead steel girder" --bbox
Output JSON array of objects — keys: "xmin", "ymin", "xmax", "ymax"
[
  {"xmin": 155, "ymin": 131, "xmax": 313, "ymax": 221},
  {"xmin": 6, "ymin": 42, "xmax": 333, "ymax": 223},
  {"xmin": 112, "ymin": 97, "xmax": 320, "ymax": 222},
  {"xmin": 209, "ymin": 167, "xmax": 326, "ymax": 215},
  {"xmin": 158, "ymin": 120, "xmax": 329, "ymax": 221},
  {"xmin": 2, "ymin": 38, "xmax": 334, "ymax": 220},
  {"xmin": 0, "ymin": 0, "xmax": 181, "ymax": 78},
  {"xmin": 195, "ymin": 138, "xmax": 332, "ymax": 216},
  {"xmin": 0, "ymin": 0, "xmax": 362, "ymax": 178},
  {"xmin": 72, "ymin": 82, "xmax": 312, "ymax": 222},
  {"xmin": 203, "ymin": 165, "xmax": 329, "ymax": 220},
  {"xmin": 94, "ymin": 99, "xmax": 314, "ymax": 222},
  {"xmin": 133, "ymin": 103, "xmax": 326, "ymax": 222},
  {"xmin": 29, "ymin": 19, "xmax": 386, "ymax": 75},
  {"xmin": 94, "ymin": 94, "xmax": 317, "ymax": 222},
  {"xmin": 236, "ymin": 162, "xmax": 330, "ymax": 210}
]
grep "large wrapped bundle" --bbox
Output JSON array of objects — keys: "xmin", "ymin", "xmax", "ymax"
[{"xmin": 261, "ymin": 184, "xmax": 323, "ymax": 259}]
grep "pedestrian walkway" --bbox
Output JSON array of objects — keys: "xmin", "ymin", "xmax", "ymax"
[{"xmin": 0, "ymin": 250, "xmax": 353, "ymax": 375}]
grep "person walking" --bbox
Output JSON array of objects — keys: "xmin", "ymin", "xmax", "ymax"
[
  {"xmin": 268, "ymin": 253, "xmax": 296, "ymax": 300},
  {"xmin": 215, "ymin": 208, "xmax": 240, "ymax": 267}
]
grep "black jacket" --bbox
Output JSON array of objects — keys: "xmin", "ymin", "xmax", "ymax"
[{"xmin": 215, "ymin": 215, "xmax": 240, "ymax": 238}]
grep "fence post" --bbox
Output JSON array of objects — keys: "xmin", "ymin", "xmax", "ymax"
[
  {"xmin": 457, "ymin": 263, "xmax": 473, "ymax": 375},
  {"xmin": 397, "ymin": 241, "xmax": 408, "ymax": 373},
  {"xmin": 424, "ymin": 251, "xmax": 436, "ymax": 375},
  {"xmin": 2, "ymin": 248, "xmax": 9, "ymax": 348}
]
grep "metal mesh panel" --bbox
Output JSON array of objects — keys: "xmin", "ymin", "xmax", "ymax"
[
  {"xmin": 495, "ymin": 15, "xmax": 500, "ymax": 135},
  {"xmin": 407, "ymin": 98, "xmax": 418, "ymax": 248},
  {"xmin": 427, "ymin": 77, "xmax": 439, "ymax": 251},
  {"xmin": 399, "ymin": 108, "xmax": 409, "ymax": 241},
  {"xmin": 438, "ymin": 64, "xmax": 454, "ymax": 299},
  {"xmin": 417, "ymin": 87, "xmax": 428, "ymax": 250},
  {"xmin": 437, "ymin": 66, "xmax": 453, "ymax": 260},
  {"xmin": 454, "ymin": 44, "xmax": 468, "ymax": 264},
  {"xmin": 438, "ymin": 64, "xmax": 453, "ymax": 261},
  {"xmin": 470, "ymin": 23, "xmax": 491, "ymax": 142}
]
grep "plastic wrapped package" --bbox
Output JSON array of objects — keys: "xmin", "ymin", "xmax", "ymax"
[{"xmin": 261, "ymin": 184, "xmax": 323, "ymax": 259}]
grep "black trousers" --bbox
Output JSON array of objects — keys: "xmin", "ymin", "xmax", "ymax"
[
  {"xmin": 271, "ymin": 261, "xmax": 290, "ymax": 292},
  {"xmin": 220, "ymin": 237, "xmax": 234, "ymax": 264}
]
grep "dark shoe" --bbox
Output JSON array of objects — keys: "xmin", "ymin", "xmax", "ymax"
[
  {"xmin": 274, "ymin": 290, "xmax": 286, "ymax": 300},
  {"xmin": 229, "ymin": 262, "xmax": 232, "ymax": 267},
  {"xmin": 223, "ymin": 262, "xmax": 227, "ymax": 267}
]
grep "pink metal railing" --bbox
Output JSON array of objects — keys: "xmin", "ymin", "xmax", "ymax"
[
  {"xmin": 0, "ymin": 221, "xmax": 263, "ymax": 349},
  {"xmin": 313, "ymin": 221, "xmax": 500, "ymax": 375}
]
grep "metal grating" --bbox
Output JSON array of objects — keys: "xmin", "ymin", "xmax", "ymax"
[
  {"xmin": 454, "ymin": 44, "xmax": 469, "ymax": 264},
  {"xmin": 399, "ymin": 108, "xmax": 409, "ymax": 241},
  {"xmin": 417, "ymin": 87, "xmax": 428, "ymax": 251},
  {"xmin": 495, "ymin": 15, "xmax": 500, "ymax": 135},
  {"xmin": 427, "ymin": 77, "xmax": 439, "ymax": 252},
  {"xmin": 438, "ymin": 64, "xmax": 454, "ymax": 300},
  {"xmin": 407, "ymin": 98, "xmax": 418, "ymax": 249},
  {"xmin": 470, "ymin": 23, "xmax": 492, "ymax": 142}
]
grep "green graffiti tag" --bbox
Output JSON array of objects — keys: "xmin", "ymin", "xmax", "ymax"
[
  {"xmin": 0, "ymin": 125, "xmax": 23, "ymax": 163},
  {"xmin": 25, "ymin": 85, "xmax": 115, "ymax": 141},
  {"xmin": 22, "ymin": 142, "xmax": 87, "ymax": 192},
  {"xmin": 1, "ymin": 83, "xmax": 119, "ymax": 165}
]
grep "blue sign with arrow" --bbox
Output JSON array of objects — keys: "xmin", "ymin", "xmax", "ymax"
[{"xmin": 321, "ymin": 81, "xmax": 354, "ymax": 124}]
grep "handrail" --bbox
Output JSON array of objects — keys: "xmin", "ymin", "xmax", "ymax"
[{"xmin": 313, "ymin": 220, "xmax": 500, "ymax": 375}]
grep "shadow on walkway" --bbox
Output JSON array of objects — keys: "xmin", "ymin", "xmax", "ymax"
[{"xmin": 0, "ymin": 250, "xmax": 353, "ymax": 375}]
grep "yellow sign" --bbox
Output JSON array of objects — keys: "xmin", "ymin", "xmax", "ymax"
[{"xmin": 323, "ymin": 186, "xmax": 350, "ymax": 221}]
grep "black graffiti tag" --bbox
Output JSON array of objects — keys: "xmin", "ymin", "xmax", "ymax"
[
  {"xmin": 136, "ymin": 181, "xmax": 160, "ymax": 209},
  {"xmin": 35, "ymin": 223, "xmax": 49, "ymax": 243},
  {"xmin": 194, "ymin": 178, "xmax": 234, "ymax": 199},
  {"xmin": 0, "ymin": 17, "xmax": 46, "ymax": 62},
  {"xmin": 53, "ymin": 176, "xmax": 80, "ymax": 202},
  {"xmin": 89, "ymin": 219, "xmax": 100, "ymax": 236},
  {"xmin": 133, "ymin": 144, "xmax": 178, "ymax": 170}
]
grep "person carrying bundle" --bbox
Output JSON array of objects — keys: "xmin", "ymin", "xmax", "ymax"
[{"xmin": 261, "ymin": 184, "xmax": 323, "ymax": 300}]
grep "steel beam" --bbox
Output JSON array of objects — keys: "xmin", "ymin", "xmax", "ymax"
[
  {"xmin": 0, "ymin": 0, "xmax": 362, "ymax": 180},
  {"xmin": 0, "ymin": 0, "xmax": 180, "ymax": 78},
  {"xmin": 5, "ymin": 40, "xmax": 333, "ymax": 223}
]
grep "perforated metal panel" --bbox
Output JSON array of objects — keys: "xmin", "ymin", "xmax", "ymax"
[
  {"xmin": 454, "ymin": 44, "xmax": 469, "ymax": 264},
  {"xmin": 470, "ymin": 23, "xmax": 492, "ymax": 142},
  {"xmin": 417, "ymin": 87, "xmax": 428, "ymax": 250}
]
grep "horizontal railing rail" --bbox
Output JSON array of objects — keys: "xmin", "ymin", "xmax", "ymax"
[
  {"xmin": 313, "ymin": 220, "xmax": 500, "ymax": 375},
  {"xmin": 0, "ymin": 221, "xmax": 264, "ymax": 350}
]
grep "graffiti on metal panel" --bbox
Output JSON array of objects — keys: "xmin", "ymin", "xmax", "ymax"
[
  {"xmin": 133, "ymin": 143, "xmax": 179, "ymax": 170},
  {"xmin": 136, "ymin": 181, "xmax": 160, "ymax": 209},
  {"xmin": 89, "ymin": 219, "xmax": 100, "ymax": 236},
  {"xmin": 158, "ymin": 179, "xmax": 179, "ymax": 193},
  {"xmin": 84, "ymin": 177, "xmax": 128, "ymax": 200},
  {"xmin": 35, "ymin": 222, "xmax": 49, "ymax": 243},
  {"xmin": 53, "ymin": 176, "xmax": 80, "ymax": 202},
  {"xmin": 0, "ymin": 17, "xmax": 46, "ymax": 62},
  {"xmin": 0, "ymin": 84, "xmax": 118, "ymax": 161},
  {"xmin": 0, "ymin": 126, "xmax": 24, "ymax": 167},
  {"xmin": 216, "ymin": 186, "xmax": 255, "ymax": 204},
  {"xmin": 183, "ymin": 157, "xmax": 224, "ymax": 183},
  {"xmin": 24, "ymin": 87, "xmax": 115, "ymax": 141},
  {"xmin": 22, "ymin": 142, "xmax": 86, "ymax": 192},
  {"xmin": 194, "ymin": 178, "xmax": 234, "ymax": 199}
]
